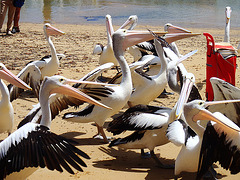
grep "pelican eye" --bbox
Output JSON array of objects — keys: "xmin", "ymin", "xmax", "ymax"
[
  {"xmin": 199, "ymin": 102, "xmax": 203, "ymax": 105},
  {"xmin": 59, "ymin": 78, "xmax": 64, "ymax": 82}
]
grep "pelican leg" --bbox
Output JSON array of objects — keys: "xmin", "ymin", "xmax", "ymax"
[
  {"xmin": 127, "ymin": 101, "xmax": 134, "ymax": 108},
  {"xmin": 158, "ymin": 89, "xmax": 174, "ymax": 98},
  {"xmin": 150, "ymin": 150, "xmax": 174, "ymax": 169},
  {"xmin": 93, "ymin": 123, "xmax": 112, "ymax": 143},
  {"xmin": 141, "ymin": 149, "xmax": 151, "ymax": 159},
  {"xmin": 202, "ymin": 166, "xmax": 218, "ymax": 180}
]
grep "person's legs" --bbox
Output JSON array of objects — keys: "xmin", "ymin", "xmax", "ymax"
[
  {"xmin": 12, "ymin": 7, "xmax": 20, "ymax": 33},
  {"xmin": 6, "ymin": 0, "xmax": 15, "ymax": 33},
  {"xmin": 0, "ymin": 0, "xmax": 8, "ymax": 31}
]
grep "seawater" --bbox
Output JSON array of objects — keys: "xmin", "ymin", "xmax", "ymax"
[{"xmin": 21, "ymin": 0, "xmax": 240, "ymax": 28}]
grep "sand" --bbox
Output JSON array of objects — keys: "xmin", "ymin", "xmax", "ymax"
[{"xmin": 0, "ymin": 22, "xmax": 240, "ymax": 180}]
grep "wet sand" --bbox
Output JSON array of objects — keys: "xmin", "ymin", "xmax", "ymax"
[{"xmin": 0, "ymin": 23, "xmax": 240, "ymax": 179}]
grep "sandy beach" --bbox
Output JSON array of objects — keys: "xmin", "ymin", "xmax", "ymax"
[{"xmin": 0, "ymin": 22, "xmax": 240, "ymax": 180}]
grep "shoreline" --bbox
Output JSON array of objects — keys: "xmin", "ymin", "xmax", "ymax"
[{"xmin": 1, "ymin": 22, "xmax": 240, "ymax": 179}]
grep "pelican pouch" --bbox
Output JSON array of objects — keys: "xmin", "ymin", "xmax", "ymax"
[{"xmin": 203, "ymin": 33, "xmax": 237, "ymax": 101}]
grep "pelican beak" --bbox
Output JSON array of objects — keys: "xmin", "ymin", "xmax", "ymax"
[
  {"xmin": 203, "ymin": 99, "xmax": 240, "ymax": 109},
  {"xmin": 46, "ymin": 25, "xmax": 65, "ymax": 36},
  {"xmin": 164, "ymin": 33, "xmax": 201, "ymax": 44},
  {"xmin": 65, "ymin": 79, "xmax": 118, "ymax": 87},
  {"xmin": 166, "ymin": 24, "xmax": 192, "ymax": 34},
  {"xmin": 50, "ymin": 79, "xmax": 112, "ymax": 110},
  {"xmin": 119, "ymin": 19, "xmax": 132, "ymax": 30},
  {"xmin": 176, "ymin": 49, "xmax": 198, "ymax": 64},
  {"xmin": 106, "ymin": 14, "xmax": 114, "ymax": 37},
  {"xmin": 0, "ymin": 66, "xmax": 31, "ymax": 90},
  {"xmin": 123, "ymin": 30, "xmax": 166, "ymax": 50},
  {"xmin": 193, "ymin": 108, "xmax": 240, "ymax": 132},
  {"xmin": 175, "ymin": 74, "xmax": 194, "ymax": 119}
]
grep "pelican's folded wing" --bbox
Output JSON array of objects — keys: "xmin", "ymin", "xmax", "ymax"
[{"xmin": 107, "ymin": 104, "xmax": 172, "ymax": 135}]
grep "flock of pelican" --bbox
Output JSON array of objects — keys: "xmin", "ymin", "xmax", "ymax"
[{"xmin": 1, "ymin": 6, "xmax": 240, "ymax": 180}]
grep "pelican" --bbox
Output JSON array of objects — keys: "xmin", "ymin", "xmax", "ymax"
[
  {"xmin": 224, "ymin": 6, "xmax": 231, "ymax": 43},
  {"xmin": 8, "ymin": 23, "xmax": 65, "ymax": 101},
  {"xmin": 63, "ymin": 29, "xmax": 166, "ymax": 143},
  {"xmin": 17, "ymin": 63, "xmax": 115, "ymax": 129},
  {"xmin": 127, "ymin": 36, "xmax": 196, "ymax": 107},
  {"xmin": 0, "ymin": 63, "xmax": 31, "ymax": 135},
  {"xmin": 0, "ymin": 75, "xmax": 113, "ymax": 179},
  {"xmin": 93, "ymin": 14, "xmax": 118, "ymax": 67},
  {"xmin": 166, "ymin": 99, "xmax": 240, "ymax": 179},
  {"xmin": 108, "ymin": 72, "xmax": 196, "ymax": 168},
  {"xmin": 126, "ymin": 38, "xmax": 168, "ymax": 107}
]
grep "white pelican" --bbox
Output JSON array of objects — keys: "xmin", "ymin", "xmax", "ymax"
[
  {"xmin": 224, "ymin": 6, "xmax": 232, "ymax": 43},
  {"xmin": 93, "ymin": 14, "xmax": 118, "ymax": 67},
  {"xmin": 16, "ymin": 66, "xmax": 115, "ymax": 129},
  {"xmin": 108, "ymin": 72, "xmax": 196, "ymax": 168},
  {"xmin": 126, "ymin": 38, "xmax": 168, "ymax": 107},
  {"xmin": 166, "ymin": 99, "xmax": 240, "ymax": 179},
  {"xmin": 127, "ymin": 36, "xmax": 196, "ymax": 107},
  {"xmin": 0, "ymin": 63, "xmax": 31, "ymax": 135},
  {"xmin": 8, "ymin": 23, "xmax": 65, "ymax": 101},
  {"xmin": 63, "ymin": 29, "xmax": 166, "ymax": 143},
  {"xmin": 0, "ymin": 75, "xmax": 112, "ymax": 179}
]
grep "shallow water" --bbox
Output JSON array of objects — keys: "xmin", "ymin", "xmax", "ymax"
[{"xmin": 21, "ymin": 0, "xmax": 240, "ymax": 28}]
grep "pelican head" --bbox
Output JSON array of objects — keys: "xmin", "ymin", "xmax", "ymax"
[
  {"xmin": 43, "ymin": 23, "xmax": 65, "ymax": 36},
  {"xmin": 225, "ymin": 6, "xmax": 232, "ymax": 24},
  {"xmin": 113, "ymin": 29, "xmax": 166, "ymax": 52},
  {"xmin": 164, "ymin": 23, "xmax": 192, "ymax": 33},
  {"xmin": 184, "ymin": 99, "xmax": 240, "ymax": 132},
  {"xmin": 175, "ymin": 73, "xmax": 195, "ymax": 119},
  {"xmin": 119, "ymin": 15, "xmax": 138, "ymax": 30}
]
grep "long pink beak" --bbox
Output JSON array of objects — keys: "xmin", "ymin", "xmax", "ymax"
[
  {"xmin": 50, "ymin": 79, "xmax": 112, "ymax": 110},
  {"xmin": 122, "ymin": 30, "xmax": 166, "ymax": 50},
  {"xmin": 46, "ymin": 24, "xmax": 65, "ymax": 36},
  {"xmin": 0, "ymin": 66, "xmax": 31, "ymax": 90}
]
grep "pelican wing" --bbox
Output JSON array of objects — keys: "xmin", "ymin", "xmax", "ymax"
[
  {"xmin": 166, "ymin": 119, "xmax": 197, "ymax": 146},
  {"xmin": 17, "ymin": 93, "xmax": 87, "ymax": 128},
  {"xmin": 107, "ymin": 104, "xmax": 172, "ymax": 135},
  {"xmin": 136, "ymin": 40, "xmax": 156, "ymax": 55},
  {"xmin": 197, "ymin": 119, "xmax": 240, "ymax": 179},
  {"xmin": 41, "ymin": 54, "xmax": 65, "ymax": 61},
  {"xmin": 0, "ymin": 123, "xmax": 89, "ymax": 179},
  {"xmin": 72, "ymin": 63, "xmax": 114, "ymax": 89},
  {"xmin": 8, "ymin": 63, "xmax": 42, "ymax": 101},
  {"xmin": 209, "ymin": 77, "xmax": 240, "ymax": 125}
]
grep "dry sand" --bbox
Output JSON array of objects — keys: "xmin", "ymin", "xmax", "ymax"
[{"xmin": 0, "ymin": 23, "xmax": 240, "ymax": 179}]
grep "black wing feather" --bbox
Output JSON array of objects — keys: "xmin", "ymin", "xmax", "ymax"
[{"xmin": 0, "ymin": 125, "xmax": 90, "ymax": 179}]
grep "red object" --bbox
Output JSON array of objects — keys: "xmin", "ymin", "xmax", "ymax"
[{"xmin": 203, "ymin": 33, "xmax": 237, "ymax": 101}]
